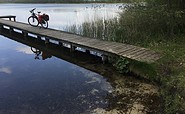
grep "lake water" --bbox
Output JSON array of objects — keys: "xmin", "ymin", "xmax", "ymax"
[
  {"xmin": 0, "ymin": 3, "xmax": 123, "ymax": 30},
  {"xmin": 0, "ymin": 4, "xmax": 160, "ymax": 114}
]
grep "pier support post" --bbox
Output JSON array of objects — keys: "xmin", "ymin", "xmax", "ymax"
[
  {"xmin": 86, "ymin": 50, "xmax": 90, "ymax": 54},
  {"xmin": 45, "ymin": 37, "xmax": 50, "ymax": 44},
  {"xmin": 70, "ymin": 44, "xmax": 76, "ymax": 52},
  {"xmin": 37, "ymin": 36, "xmax": 41, "ymax": 40},
  {"xmin": 59, "ymin": 42, "xmax": 64, "ymax": 47},
  {"xmin": 0, "ymin": 25, "xmax": 3, "ymax": 31},
  {"xmin": 102, "ymin": 55, "xmax": 108, "ymax": 64},
  {"xmin": 9, "ymin": 27, "xmax": 14, "ymax": 34},
  {"xmin": 13, "ymin": 17, "xmax": 16, "ymax": 22},
  {"xmin": 22, "ymin": 31, "xmax": 28, "ymax": 37}
]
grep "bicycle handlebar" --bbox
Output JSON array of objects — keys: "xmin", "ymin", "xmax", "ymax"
[{"xmin": 30, "ymin": 8, "xmax": 36, "ymax": 13}]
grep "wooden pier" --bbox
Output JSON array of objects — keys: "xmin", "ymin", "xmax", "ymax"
[
  {"xmin": 1, "ymin": 29, "xmax": 104, "ymax": 73},
  {"xmin": 0, "ymin": 15, "xmax": 16, "ymax": 21},
  {"xmin": 0, "ymin": 19, "xmax": 161, "ymax": 63}
]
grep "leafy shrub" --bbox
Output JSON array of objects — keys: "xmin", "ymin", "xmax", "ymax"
[{"xmin": 114, "ymin": 57, "xmax": 130, "ymax": 73}]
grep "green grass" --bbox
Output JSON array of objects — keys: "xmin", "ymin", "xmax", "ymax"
[
  {"xmin": 66, "ymin": 23, "xmax": 185, "ymax": 114},
  {"xmin": 151, "ymin": 37, "xmax": 185, "ymax": 113},
  {"xmin": 65, "ymin": 1, "xmax": 185, "ymax": 112}
]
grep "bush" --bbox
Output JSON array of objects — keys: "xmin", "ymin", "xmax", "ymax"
[{"xmin": 114, "ymin": 57, "xmax": 130, "ymax": 73}]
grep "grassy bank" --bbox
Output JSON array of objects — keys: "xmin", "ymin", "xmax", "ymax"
[{"xmin": 66, "ymin": 1, "xmax": 185, "ymax": 113}]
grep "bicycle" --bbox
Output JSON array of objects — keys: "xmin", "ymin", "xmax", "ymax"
[
  {"xmin": 28, "ymin": 8, "xmax": 49, "ymax": 29},
  {"xmin": 31, "ymin": 47, "xmax": 41, "ymax": 59},
  {"xmin": 31, "ymin": 47, "xmax": 52, "ymax": 60}
]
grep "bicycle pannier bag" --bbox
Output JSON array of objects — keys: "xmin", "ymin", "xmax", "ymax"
[{"xmin": 43, "ymin": 14, "xmax": 49, "ymax": 21}]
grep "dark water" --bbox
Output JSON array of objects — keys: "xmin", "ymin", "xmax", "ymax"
[
  {"xmin": 0, "ymin": 4, "xmax": 161, "ymax": 114},
  {"xmin": 0, "ymin": 33, "xmax": 113, "ymax": 114}
]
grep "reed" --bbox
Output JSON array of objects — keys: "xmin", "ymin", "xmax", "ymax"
[
  {"xmin": 65, "ymin": 1, "xmax": 185, "ymax": 113},
  {"xmin": 65, "ymin": 18, "xmax": 120, "ymax": 41}
]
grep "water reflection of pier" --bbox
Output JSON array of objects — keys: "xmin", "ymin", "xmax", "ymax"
[
  {"xmin": 0, "ymin": 28, "xmax": 111, "ymax": 75},
  {"xmin": 0, "ymin": 26, "xmax": 161, "ymax": 114}
]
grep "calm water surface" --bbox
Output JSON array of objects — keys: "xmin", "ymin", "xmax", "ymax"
[
  {"xmin": 0, "ymin": 3, "xmax": 122, "ymax": 30},
  {"xmin": 0, "ymin": 4, "xmax": 160, "ymax": 114}
]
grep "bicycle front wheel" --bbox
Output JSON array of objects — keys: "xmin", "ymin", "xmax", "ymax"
[
  {"xmin": 28, "ymin": 16, "xmax": 39, "ymax": 27},
  {"xmin": 41, "ymin": 19, "xmax": 48, "ymax": 29}
]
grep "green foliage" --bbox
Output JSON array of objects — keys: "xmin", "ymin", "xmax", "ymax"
[
  {"xmin": 153, "ymin": 40, "xmax": 185, "ymax": 114},
  {"xmin": 147, "ymin": 0, "xmax": 185, "ymax": 10},
  {"xmin": 115, "ymin": 0, "xmax": 185, "ymax": 46},
  {"xmin": 160, "ymin": 72, "xmax": 185, "ymax": 114},
  {"xmin": 114, "ymin": 57, "xmax": 130, "ymax": 73},
  {"xmin": 129, "ymin": 61, "xmax": 157, "ymax": 80},
  {"xmin": 66, "ymin": 1, "xmax": 185, "ymax": 113}
]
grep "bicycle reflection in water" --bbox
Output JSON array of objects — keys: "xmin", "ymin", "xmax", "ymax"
[{"xmin": 31, "ymin": 47, "xmax": 52, "ymax": 60}]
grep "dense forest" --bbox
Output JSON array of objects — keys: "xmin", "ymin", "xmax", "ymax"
[{"xmin": 0, "ymin": 0, "xmax": 130, "ymax": 3}]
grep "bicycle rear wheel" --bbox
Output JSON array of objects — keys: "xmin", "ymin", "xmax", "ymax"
[
  {"xmin": 28, "ymin": 16, "xmax": 39, "ymax": 27},
  {"xmin": 41, "ymin": 19, "xmax": 48, "ymax": 29}
]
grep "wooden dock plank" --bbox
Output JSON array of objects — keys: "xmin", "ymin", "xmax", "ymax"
[
  {"xmin": 126, "ymin": 48, "xmax": 147, "ymax": 56},
  {"xmin": 0, "ymin": 15, "xmax": 16, "ymax": 21},
  {"xmin": 121, "ymin": 48, "xmax": 147, "ymax": 57},
  {"xmin": 128, "ymin": 49, "xmax": 150, "ymax": 59},
  {"xmin": 63, "ymin": 34, "xmax": 124, "ymax": 54},
  {"xmin": 131, "ymin": 50, "xmax": 157, "ymax": 61},
  {"xmin": 0, "ymin": 19, "xmax": 162, "ymax": 63},
  {"xmin": 118, "ymin": 46, "xmax": 137, "ymax": 54},
  {"xmin": 97, "ymin": 43, "xmax": 126, "ymax": 52},
  {"xmin": 119, "ymin": 47, "xmax": 141, "ymax": 56},
  {"xmin": 71, "ymin": 37, "xmax": 95, "ymax": 44}
]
